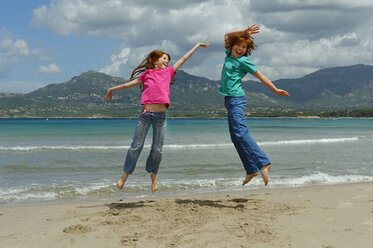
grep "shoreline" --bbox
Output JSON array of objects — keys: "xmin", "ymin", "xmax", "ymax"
[
  {"xmin": 2, "ymin": 181, "xmax": 373, "ymax": 208},
  {"xmin": 1, "ymin": 182, "xmax": 372, "ymax": 247}
]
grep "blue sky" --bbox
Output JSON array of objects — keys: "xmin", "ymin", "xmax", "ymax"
[
  {"xmin": 1, "ymin": 0, "xmax": 373, "ymax": 93},
  {"xmin": 0, "ymin": 0, "xmax": 120, "ymax": 92}
]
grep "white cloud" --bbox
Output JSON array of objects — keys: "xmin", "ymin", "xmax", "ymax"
[
  {"xmin": 30, "ymin": 0, "xmax": 149, "ymax": 36},
  {"xmin": 38, "ymin": 62, "xmax": 63, "ymax": 74},
  {"xmin": 1, "ymin": 38, "xmax": 30, "ymax": 57},
  {"xmin": 30, "ymin": 0, "xmax": 251, "ymax": 45},
  {"xmin": 30, "ymin": 0, "xmax": 373, "ymax": 81},
  {"xmin": 100, "ymin": 47, "xmax": 131, "ymax": 77},
  {"xmin": 0, "ymin": 30, "xmax": 33, "ymax": 77},
  {"xmin": 0, "ymin": 30, "xmax": 47, "ymax": 80},
  {"xmin": 252, "ymin": 28, "xmax": 373, "ymax": 80},
  {"xmin": 100, "ymin": 40, "xmax": 183, "ymax": 78}
]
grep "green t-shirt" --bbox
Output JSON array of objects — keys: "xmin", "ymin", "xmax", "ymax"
[{"xmin": 218, "ymin": 49, "xmax": 258, "ymax": 97}]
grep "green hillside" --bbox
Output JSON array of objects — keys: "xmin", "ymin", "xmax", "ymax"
[{"xmin": 1, "ymin": 64, "xmax": 373, "ymax": 118}]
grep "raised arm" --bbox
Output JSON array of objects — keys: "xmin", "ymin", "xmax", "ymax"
[
  {"xmin": 225, "ymin": 24, "xmax": 260, "ymax": 41},
  {"xmin": 105, "ymin": 78, "xmax": 143, "ymax": 101},
  {"xmin": 252, "ymin": 71, "xmax": 290, "ymax": 97},
  {"xmin": 172, "ymin": 42, "xmax": 210, "ymax": 72}
]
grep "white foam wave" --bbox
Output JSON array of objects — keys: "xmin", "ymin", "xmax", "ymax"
[
  {"xmin": 258, "ymin": 137, "xmax": 359, "ymax": 146},
  {"xmin": 165, "ymin": 144, "xmax": 232, "ymax": 149},
  {"xmin": 0, "ymin": 182, "xmax": 116, "ymax": 203},
  {"xmin": 0, "ymin": 188, "xmax": 58, "ymax": 202},
  {"xmin": 161, "ymin": 173, "xmax": 373, "ymax": 189},
  {"xmin": 0, "ymin": 144, "xmax": 232, "ymax": 151},
  {"xmin": 0, "ymin": 136, "xmax": 361, "ymax": 152},
  {"xmin": 1, "ymin": 173, "xmax": 373, "ymax": 204},
  {"xmin": 0, "ymin": 145, "xmax": 130, "ymax": 152},
  {"xmin": 270, "ymin": 172, "xmax": 373, "ymax": 187}
]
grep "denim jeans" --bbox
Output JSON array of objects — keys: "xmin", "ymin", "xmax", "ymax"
[
  {"xmin": 224, "ymin": 96, "xmax": 271, "ymax": 174},
  {"xmin": 123, "ymin": 110, "xmax": 167, "ymax": 174}
]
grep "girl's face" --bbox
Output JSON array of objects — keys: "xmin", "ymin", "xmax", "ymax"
[
  {"xmin": 231, "ymin": 41, "xmax": 248, "ymax": 58},
  {"xmin": 155, "ymin": 54, "xmax": 169, "ymax": 69}
]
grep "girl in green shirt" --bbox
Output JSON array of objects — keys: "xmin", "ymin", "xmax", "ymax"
[{"xmin": 219, "ymin": 24, "xmax": 290, "ymax": 186}]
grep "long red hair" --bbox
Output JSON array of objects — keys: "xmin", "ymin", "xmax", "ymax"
[
  {"xmin": 225, "ymin": 33, "xmax": 256, "ymax": 56},
  {"xmin": 130, "ymin": 50, "xmax": 172, "ymax": 91},
  {"xmin": 130, "ymin": 50, "xmax": 171, "ymax": 80}
]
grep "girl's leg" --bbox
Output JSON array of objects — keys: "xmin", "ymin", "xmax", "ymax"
[
  {"xmin": 225, "ymin": 97, "xmax": 258, "ymax": 174},
  {"xmin": 145, "ymin": 112, "xmax": 166, "ymax": 174},
  {"xmin": 146, "ymin": 112, "xmax": 166, "ymax": 192},
  {"xmin": 118, "ymin": 113, "xmax": 151, "ymax": 191},
  {"xmin": 225, "ymin": 96, "xmax": 271, "ymax": 185},
  {"xmin": 227, "ymin": 112, "xmax": 259, "ymax": 185},
  {"xmin": 260, "ymin": 164, "xmax": 271, "ymax": 186},
  {"xmin": 150, "ymin": 173, "xmax": 158, "ymax": 193},
  {"xmin": 116, "ymin": 172, "xmax": 129, "ymax": 190},
  {"xmin": 242, "ymin": 172, "xmax": 259, "ymax": 186},
  {"xmin": 227, "ymin": 112, "xmax": 256, "ymax": 171}
]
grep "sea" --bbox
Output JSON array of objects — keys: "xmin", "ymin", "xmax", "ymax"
[{"xmin": 1, "ymin": 118, "xmax": 373, "ymax": 206}]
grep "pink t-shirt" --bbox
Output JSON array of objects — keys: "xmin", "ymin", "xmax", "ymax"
[{"xmin": 138, "ymin": 66, "xmax": 176, "ymax": 108}]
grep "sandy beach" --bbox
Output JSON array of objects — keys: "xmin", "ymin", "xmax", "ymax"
[{"xmin": 1, "ymin": 182, "xmax": 372, "ymax": 248}]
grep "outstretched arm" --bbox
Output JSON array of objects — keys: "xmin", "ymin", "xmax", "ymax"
[
  {"xmin": 252, "ymin": 71, "xmax": 290, "ymax": 97},
  {"xmin": 105, "ymin": 78, "xmax": 143, "ymax": 101},
  {"xmin": 173, "ymin": 43, "xmax": 210, "ymax": 72},
  {"xmin": 225, "ymin": 24, "xmax": 260, "ymax": 41}
]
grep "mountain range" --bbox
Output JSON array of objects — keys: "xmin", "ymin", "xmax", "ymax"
[{"xmin": 1, "ymin": 64, "xmax": 373, "ymax": 118}]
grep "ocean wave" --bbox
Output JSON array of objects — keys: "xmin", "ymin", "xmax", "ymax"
[
  {"xmin": 0, "ymin": 136, "xmax": 363, "ymax": 152},
  {"xmin": 0, "ymin": 145, "xmax": 130, "ymax": 152},
  {"xmin": 270, "ymin": 172, "xmax": 373, "ymax": 187},
  {"xmin": 259, "ymin": 137, "xmax": 359, "ymax": 146},
  {"xmin": 0, "ymin": 182, "xmax": 116, "ymax": 203},
  {"xmin": 0, "ymin": 144, "xmax": 234, "ymax": 152},
  {"xmin": 161, "ymin": 173, "xmax": 373, "ymax": 189},
  {"xmin": 2, "ymin": 173, "xmax": 372, "ymax": 205}
]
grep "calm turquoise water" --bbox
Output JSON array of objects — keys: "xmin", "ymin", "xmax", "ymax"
[{"xmin": 1, "ymin": 118, "xmax": 373, "ymax": 205}]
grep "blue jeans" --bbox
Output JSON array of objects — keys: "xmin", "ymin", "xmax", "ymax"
[
  {"xmin": 225, "ymin": 96, "xmax": 271, "ymax": 175},
  {"xmin": 123, "ymin": 110, "xmax": 167, "ymax": 174}
]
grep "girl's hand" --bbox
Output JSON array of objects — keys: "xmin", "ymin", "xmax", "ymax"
[
  {"xmin": 245, "ymin": 24, "xmax": 260, "ymax": 39},
  {"xmin": 198, "ymin": 43, "xmax": 210, "ymax": 48},
  {"xmin": 275, "ymin": 89, "xmax": 290, "ymax": 97},
  {"xmin": 105, "ymin": 89, "xmax": 113, "ymax": 101}
]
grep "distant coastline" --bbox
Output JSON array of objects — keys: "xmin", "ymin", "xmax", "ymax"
[
  {"xmin": 2, "ymin": 65, "xmax": 373, "ymax": 119},
  {"xmin": 1, "ymin": 109, "xmax": 373, "ymax": 120}
]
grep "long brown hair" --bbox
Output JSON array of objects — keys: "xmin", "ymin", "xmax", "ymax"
[
  {"xmin": 130, "ymin": 50, "xmax": 172, "ymax": 91},
  {"xmin": 225, "ymin": 33, "xmax": 256, "ymax": 56}
]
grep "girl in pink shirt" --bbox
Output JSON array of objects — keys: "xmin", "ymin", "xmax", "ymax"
[{"xmin": 105, "ymin": 42, "xmax": 209, "ymax": 192}]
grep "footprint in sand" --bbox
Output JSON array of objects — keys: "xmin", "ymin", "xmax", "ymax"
[
  {"xmin": 63, "ymin": 224, "xmax": 92, "ymax": 234},
  {"xmin": 120, "ymin": 233, "xmax": 141, "ymax": 245},
  {"xmin": 229, "ymin": 198, "xmax": 249, "ymax": 203}
]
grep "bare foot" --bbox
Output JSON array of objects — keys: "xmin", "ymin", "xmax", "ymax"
[
  {"xmin": 116, "ymin": 172, "xmax": 129, "ymax": 190},
  {"xmin": 260, "ymin": 164, "xmax": 271, "ymax": 186},
  {"xmin": 150, "ymin": 173, "xmax": 158, "ymax": 193},
  {"xmin": 242, "ymin": 172, "xmax": 259, "ymax": 185}
]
